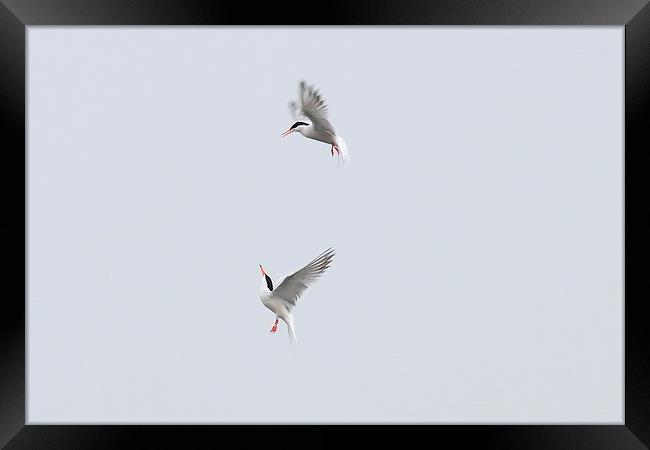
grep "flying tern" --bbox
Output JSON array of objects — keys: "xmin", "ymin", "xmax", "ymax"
[
  {"xmin": 259, "ymin": 247, "xmax": 335, "ymax": 345},
  {"xmin": 282, "ymin": 81, "xmax": 350, "ymax": 164}
]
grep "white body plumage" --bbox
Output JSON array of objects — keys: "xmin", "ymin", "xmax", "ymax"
[{"xmin": 259, "ymin": 285, "xmax": 296, "ymax": 343}]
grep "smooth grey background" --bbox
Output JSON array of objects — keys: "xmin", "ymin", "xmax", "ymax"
[{"xmin": 28, "ymin": 27, "xmax": 623, "ymax": 423}]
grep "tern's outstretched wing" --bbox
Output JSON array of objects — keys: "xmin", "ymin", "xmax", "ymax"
[
  {"xmin": 272, "ymin": 247, "xmax": 335, "ymax": 310},
  {"xmin": 289, "ymin": 80, "xmax": 337, "ymax": 136}
]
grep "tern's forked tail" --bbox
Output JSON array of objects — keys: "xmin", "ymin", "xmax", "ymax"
[{"xmin": 285, "ymin": 315, "xmax": 298, "ymax": 346}]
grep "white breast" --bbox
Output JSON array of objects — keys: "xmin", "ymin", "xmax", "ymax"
[{"xmin": 259, "ymin": 288, "xmax": 289, "ymax": 317}]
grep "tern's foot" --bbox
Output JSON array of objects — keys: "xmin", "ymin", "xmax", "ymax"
[{"xmin": 269, "ymin": 325, "xmax": 278, "ymax": 333}]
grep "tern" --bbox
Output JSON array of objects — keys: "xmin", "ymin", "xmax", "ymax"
[
  {"xmin": 259, "ymin": 247, "xmax": 335, "ymax": 345},
  {"xmin": 282, "ymin": 81, "xmax": 350, "ymax": 164}
]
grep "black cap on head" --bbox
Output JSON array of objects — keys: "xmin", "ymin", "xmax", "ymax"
[
  {"xmin": 265, "ymin": 274, "xmax": 273, "ymax": 291},
  {"xmin": 290, "ymin": 121, "xmax": 309, "ymax": 130}
]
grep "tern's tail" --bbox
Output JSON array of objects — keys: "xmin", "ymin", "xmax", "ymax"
[
  {"xmin": 285, "ymin": 316, "xmax": 298, "ymax": 346},
  {"xmin": 336, "ymin": 136, "xmax": 350, "ymax": 164}
]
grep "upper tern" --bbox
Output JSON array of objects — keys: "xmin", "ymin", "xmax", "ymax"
[{"xmin": 282, "ymin": 81, "xmax": 350, "ymax": 164}]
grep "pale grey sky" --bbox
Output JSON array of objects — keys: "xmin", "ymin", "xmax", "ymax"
[{"xmin": 28, "ymin": 27, "xmax": 623, "ymax": 423}]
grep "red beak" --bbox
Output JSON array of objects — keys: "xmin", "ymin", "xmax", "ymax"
[
  {"xmin": 281, "ymin": 128, "xmax": 293, "ymax": 137},
  {"xmin": 259, "ymin": 265, "xmax": 266, "ymax": 276}
]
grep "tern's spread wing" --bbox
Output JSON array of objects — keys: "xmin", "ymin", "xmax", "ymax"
[
  {"xmin": 290, "ymin": 81, "xmax": 337, "ymax": 135},
  {"xmin": 272, "ymin": 247, "xmax": 335, "ymax": 309}
]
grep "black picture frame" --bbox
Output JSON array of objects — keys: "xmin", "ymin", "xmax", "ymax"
[{"xmin": 1, "ymin": 1, "xmax": 647, "ymax": 448}]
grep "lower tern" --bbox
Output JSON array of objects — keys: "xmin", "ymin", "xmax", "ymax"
[
  {"xmin": 259, "ymin": 247, "xmax": 335, "ymax": 345},
  {"xmin": 282, "ymin": 81, "xmax": 350, "ymax": 164}
]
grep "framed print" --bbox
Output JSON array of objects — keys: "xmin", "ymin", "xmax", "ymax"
[{"xmin": 1, "ymin": 0, "xmax": 647, "ymax": 448}]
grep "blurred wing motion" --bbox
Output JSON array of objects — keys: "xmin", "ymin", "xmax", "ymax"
[
  {"xmin": 273, "ymin": 247, "xmax": 335, "ymax": 310},
  {"xmin": 289, "ymin": 80, "xmax": 337, "ymax": 136},
  {"xmin": 287, "ymin": 100, "xmax": 302, "ymax": 121}
]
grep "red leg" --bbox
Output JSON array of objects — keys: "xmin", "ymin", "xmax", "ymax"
[
  {"xmin": 331, "ymin": 145, "xmax": 335, "ymax": 157},
  {"xmin": 269, "ymin": 318, "xmax": 279, "ymax": 333}
]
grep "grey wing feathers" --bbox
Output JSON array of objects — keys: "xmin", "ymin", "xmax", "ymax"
[
  {"xmin": 288, "ymin": 100, "xmax": 302, "ymax": 121},
  {"xmin": 300, "ymin": 80, "xmax": 329, "ymax": 116},
  {"xmin": 295, "ymin": 80, "xmax": 337, "ymax": 135},
  {"xmin": 272, "ymin": 247, "xmax": 335, "ymax": 309}
]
